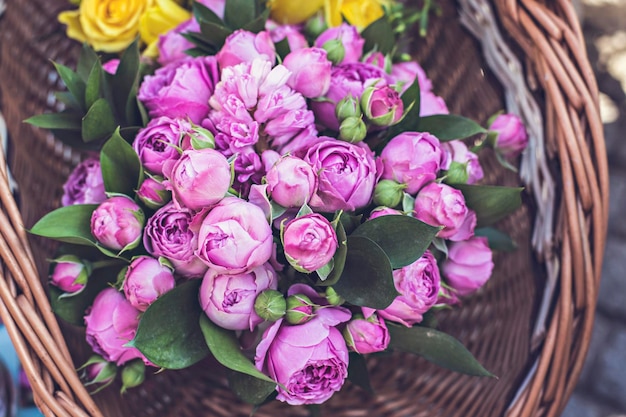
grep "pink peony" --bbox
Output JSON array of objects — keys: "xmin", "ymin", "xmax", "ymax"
[
  {"xmin": 90, "ymin": 196, "xmax": 144, "ymax": 251},
  {"xmin": 343, "ymin": 312, "xmax": 390, "ymax": 354},
  {"xmin": 61, "ymin": 157, "xmax": 106, "ymax": 207},
  {"xmin": 157, "ymin": 18, "xmax": 200, "ymax": 66},
  {"xmin": 442, "ymin": 236, "xmax": 494, "ymax": 296},
  {"xmin": 489, "ymin": 113, "xmax": 529, "ymax": 159},
  {"xmin": 283, "ymin": 48, "xmax": 332, "ymax": 99},
  {"xmin": 440, "ymin": 140, "xmax": 484, "ymax": 185},
  {"xmin": 314, "ymin": 23, "xmax": 365, "ymax": 64},
  {"xmin": 49, "ymin": 255, "xmax": 88, "ymax": 294},
  {"xmin": 216, "ymin": 30, "xmax": 276, "ymax": 69},
  {"xmin": 265, "ymin": 156, "xmax": 317, "ymax": 208},
  {"xmin": 123, "ymin": 256, "xmax": 176, "ymax": 312},
  {"xmin": 282, "ymin": 213, "xmax": 338, "ymax": 272},
  {"xmin": 133, "ymin": 116, "xmax": 190, "ymax": 176}
]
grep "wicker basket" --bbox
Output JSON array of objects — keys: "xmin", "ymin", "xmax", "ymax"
[{"xmin": 0, "ymin": 0, "xmax": 608, "ymax": 416}]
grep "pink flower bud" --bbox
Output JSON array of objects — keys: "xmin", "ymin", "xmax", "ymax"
[
  {"xmin": 285, "ymin": 294, "xmax": 315, "ymax": 325},
  {"xmin": 266, "ymin": 156, "xmax": 317, "ymax": 208},
  {"xmin": 123, "ymin": 256, "xmax": 176, "ymax": 312},
  {"xmin": 102, "ymin": 59, "xmax": 120, "ymax": 75},
  {"xmin": 216, "ymin": 30, "xmax": 276, "ymax": 69},
  {"xmin": 50, "ymin": 255, "xmax": 89, "ymax": 294},
  {"xmin": 442, "ymin": 236, "xmax": 494, "ymax": 296},
  {"xmin": 91, "ymin": 196, "xmax": 145, "ymax": 251},
  {"xmin": 343, "ymin": 313, "xmax": 390, "ymax": 354},
  {"xmin": 283, "ymin": 47, "xmax": 332, "ymax": 98},
  {"xmin": 136, "ymin": 177, "xmax": 171, "ymax": 210},
  {"xmin": 165, "ymin": 148, "xmax": 231, "ymax": 211},
  {"xmin": 79, "ymin": 355, "xmax": 117, "ymax": 393},
  {"xmin": 361, "ymin": 84, "xmax": 404, "ymax": 126},
  {"xmin": 413, "ymin": 182, "xmax": 476, "ymax": 242},
  {"xmin": 440, "ymin": 140, "xmax": 484, "ymax": 185},
  {"xmin": 420, "ymin": 90, "xmax": 449, "ymax": 116},
  {"xmin": 267, "ymin": 21, "xmax": 309, "ymax": 52},
  {"xmin": 489, "ymin": 113, "xmax": 529, "ymax": 159},
  {"xmin": 133, "ymin": 116, "xmax": 189, "ymax": 176},
  {"xmin": 380, "ymin": 132, "xmax": 442, "ymax": 195},
  {"xmin": 282, "ymin": 213, "xmax": 338, "ymax": 273}
]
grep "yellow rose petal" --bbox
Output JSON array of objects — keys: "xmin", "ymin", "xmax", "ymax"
[
  {"xmin": 269, "ymin": 0, "xmax": 324, "ymax": 24},
  {"xmin": 340, "ymin": 0, "xmax": 385, "ymax": 30},
  {"xmin": 58, "ymin": 10, "xmax": 88, "ymax": 44},
  {"xmin": 324, "ymin": 0, "xmax": 343, "ymax": 27}
]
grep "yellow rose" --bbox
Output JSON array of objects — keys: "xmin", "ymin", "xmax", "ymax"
[
  {"xmin": 139, "ymin": 0, "xmax": 191, "ymax": 58},
  {"xmin": 268, "ymin": 0, "xmax": 325, "ymax": 24},
  {"xmin": 58, "ymin": 0, "xmax": 155, "ymax": 53},
  {"xmin": 324, "ymin": 0, "xmax": 390, "ymax": 30}
]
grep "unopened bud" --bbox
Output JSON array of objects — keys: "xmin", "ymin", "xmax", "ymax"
[
  {"xmin": 285, "ymin": 294, "xmax": 315, "ymax": 325},
  {"xmin": 120, "ymin": 359, "xmax": 145, "ymax": 394},
  {"xmin": 322, "ymin": 39, "xmax": 345, "ymax": 65},
  {"xmin": 335, "ymin": 94, "xmax": 361, "ymax": 122},
  {"xmin": 339, "ymin": 116, "xmax": 367, "ymax": 143},
  {"xmin": 325, "ymin": 287, "xmax": 345, "ymax": 306},
  {"xmin": 373, "ymin": 180, "xmax": 405, "ymax": 208},
  {"xmin": 254, "ymin": 289, "xmax": 287, "ymax": 322}
]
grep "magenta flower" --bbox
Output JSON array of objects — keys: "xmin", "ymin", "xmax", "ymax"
[
  {"xmin": 164, "ymin": 148, "xmax": 232, "ymax": 211},
  {"xmin": 133, "ymin": 116, "xmax": 190, "ymax": 176},
  {"xmin": 199, "ymin": 263, "xmax": 278, "ymax": 331},
  {"xmin": 266, "ymin": 21, "xmax": 309, "ymax": 52},
  {"xmin": 123, "ymin": 256, "xmax": 176, "ymax": 312},
  {"xmin": 61, "ymin": 157, "xmax": 106, "ymax": 207},
  {"xmin": 265, "ymin": 156, "xmax": 317, "ymax": 208},
  {"xmin": 216, "ymin": 30, "xmax": 276, "ymax": 69},
  {"xmin": 442, "ymin": 236, "xmax": 494, "ymax": 296},
  {"xmin": 90, "ymin": 196, "xmax": 144, "ymax": 251},
  {"xmin": 440, "ymin": 140, "xmax": 484, "ymax": 185},
  {"xmin": 282, "ymin": 213, "xmax": 338, "ymax": 273},
  {"xmin": 391, "ymin": 61, "xmax": 432, "ymax": 93},
  {"xmin": 420, "ymin": 90, "xmax": 449, "ymax": 116},
  {"xmin": 376, "ymin": 250, "xmax": 441, "ymax": 326},
  {"xmin": 343, "ymin": 312, "xmax": 390, "ymax": 354},
  {"xmin": 305, "ymin": 139, "xmax": 379, "ymax": 212},
  {"xmin": 136, "ymin": 176, "xmax": 170, "ymax": 210},
  {"xmin": 413, "ymin": 182, "xmax": 476, "ymax": 241},
  {"xmin": 196, "ymin": 197, "xmax": 273, "ymax": 274},
  {"xmin": 489, "ymin": 113, "xmax": 529, "ymax": 159},
  {"xmin": 157, "ymin": 18, "xmax": 200, "ymax": 66},
  {"xmin": 138, "ymin": 56, "xmax": 219, "ymax": 124},
  {"xmin": 84, "ymin": 288, "xmax": 147, "ymax": 366},
  {"xmin": 143, "ymin": 203, "xmax": 207, "ymax": 278},
  {"xmin": 361, "ymin": 84, "xmax": 404, "ymax": 126},
  {"xmin": 380, "ymin": 131, "xmax": 442, "ymax": 195},
  {"xmin": 314, "ymin": 23, "xmax": 365, "ymax": 64},
  {"xmin": 283, "ymin": 48, "xmax": 332, "ymax": 99},
  {"xmin": 49, "ymin": 255, "xmax": 88, "ymax": 294}
]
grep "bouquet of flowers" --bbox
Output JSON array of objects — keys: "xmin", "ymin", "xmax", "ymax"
[{"xmin": 26, "ymin": 0, "xmax": 529, "ymax": 409}]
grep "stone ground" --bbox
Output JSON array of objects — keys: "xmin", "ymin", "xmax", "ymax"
[{"xmin": 561, "ymin": 0, "xmax": 626, "ymax": 416}]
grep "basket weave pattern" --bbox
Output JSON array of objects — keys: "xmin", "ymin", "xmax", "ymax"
[{"xmin": 0, "ymin": 0, "xmax": 608, "ymax": 416}]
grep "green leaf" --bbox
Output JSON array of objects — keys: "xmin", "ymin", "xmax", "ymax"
[
  {"xmin": 110, "ymin": 40, "xmax": 140, "ymax": 125},
  {"xmin": 332, "ymin": 236, "xmax": 397, "ymax": 309},
  {"xmin": 24, "ymin": 112, "xmax": 82, "ymax": 130},
  {"xmin": 199, "ymin": 315, "xmax": 277, "ymax": 384},
  {"xmin": 388, "ymin": 324, "xmax": 494, "ymax": 377},
  {"xmin": 76, "ymin": 43, "xmax": 100, "ymax": 81},
  {"xmin": 199, "ymin": 21, "xmax": 233, "ymax": 49},
  {"xmin": 29, "ymin": 204, "xmax": 98, "ymax": 246},
  {"xmin": 352, "ymin": 215, "xmax": 440, "ymax": 269},
  {"xmin": 317, "ymin": 221, "xmax": 347, "ymax": 286},
  {"xmin": 418, "ymin": 114, "xmax": 486, "ymax": 141},
  {"xmin": 193, "ymin": 1, "xmax": 225, "ymax": 25},
  {"xmin": 85, "ymin": 61, "xmax": 104, "ymax": 108},
  {"xmin": 452, "ymin": 184, "xmax": 523, "ymax": 227},
  {"xmin": 100, "ymin": 128, "xmax": 143, "ymax": 196},
  {"xmin": 224, "ymin": 0, "xmax": 257, "ymax": 29},
  {"xmin": 347, "ymin": 353, "xmax": 373, "ymax": 394},
  {"xmin": 49, "ymin": 265, "xmax": 120, "ymax": 326},
  {"xmin": 54, "ymin": 91, "xmax": 82, "ymax": 111},
  {"xmin": 274, "ymin": 38, "xmax": 291, "ymax": 60},
  {"xmin": 361, "ymin": 17, "xmax": 395, "ymax": 55},
  {"xmin": 53, "ymin": 62, "xmax": 86, "ymax": 111},
  {"xmin": 242, "ymin": 8, "xmax": 271, "ymax": 33},
  {"xmin": 474, "ymin": 227, "xmax": 517, "ymax": 252},
  {"xmin": 227, "ymin": 371, "xmax": 276, "ymax": 405},
  {"xmin": 400, "ymin": 78, "xmax": 420, "ymax": 117},
  {"xmin": 132, "ymin": 280, "xmax": 209, "ymax": 369},
  {"xmin": 82, "ymin": 99, "xmax": 117, "ymax": 142}
]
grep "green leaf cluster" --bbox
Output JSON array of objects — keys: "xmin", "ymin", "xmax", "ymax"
[{"xmin": 25, "ymin": 42, "xmax": 144, "ymax": 150}]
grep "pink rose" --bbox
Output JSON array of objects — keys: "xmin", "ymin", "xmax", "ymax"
[
  {"xmin": 420, "ymin": 90, "xmax": 449, "ymax": 116},
  {"xmin": 133, "ymin": 116, "xmax": 190, "ymax": 176},
  {"xmin": 255, "ymin": 291, "xmax": 351, "ymax": 405},
  {"xmin": 266, "ymin": 156, "xmax": 317, "ymax": 208},
  {"xmin": 50, "ymin": 255, "xmax": 88, "ymax": 294},
  {"xmin": 266, "ymin": 21, "xmax": 309, "ymax": 52},
  {"xmin": 283, "ymin": 48, "xmax": 332, "ymax": 99},
  {"xmin": 123, "ymin": 256, "xmax": 176, "ymax": 312},
  {"xmin": 361, "ymin": 84, "xmax": 404, "ymax": 126},
  {"xmin": 282, "ymin": 213, "xmax": 338, "ymax": 272},
  {"xmin": 343, "ymin": 312, "xmax": 390, "ymax": 354},
  {"xmin": 138, "ymin": 56, "xmax": 219, "ymax": 124},
  {"xmin": 143, "ymin": 203, "xmax": 208, "ymax": 278},
  {"xmin": 489, "ymin": 113, "xmax": 529, "ymax": 159},
  {"xmin": 375, "ymin": 250, "xmax": 441, "ymax": 326},
  {"xmin": 368, "ymin": 206, "xmax": 403, "ymax": 220},
  {"xmin": 164, "ymin": 148, "xmax": 231, "ymax": 211},
  {"xmin": 314, "ymin": 23, "xmax": 365, "ymax": 64},
  {"xmin": 84, "ymin": 288, "xmax": 147, "ymax": 366},
  {"xmin": 391, "ymin": 61, "xmax": 432, "ymax": 93},
  {"xmin": 79, "ymin": 356, "xmax": 117, "ymax": 391},
  {"xmin": 442, "ymin": 236, "xmax": 494, "ymax": 296},
  {"xmin": 157, "ymin": 18, "xmax": 199, "ymax": 66},
  {"xmin": 216, "ymin": 30, "xmax": 276, "ymax": 69},
  {"xmin": 440, "ymin": 140, "xmax": 484, "ymax": 185},
  {"xmin": 90, "ymin": 196, "xmax": 144, "ymax": 251},
  {"xmin": 413, "ymin": 182, "xmax": 476, "ymax": 241},
  {"xmin": 305, "ymin": 139, "xmax": 379, "ymax": 212},
  {"xmin": 199, "ymin": 263, "xmax": 278, "ymax": 331},
  {"xmin": 196, "ymin": 197, "xmax": 273, "ymax": 274},
  {"xmin": 380, "ymin": 131, "xmax": 442, "ymax": 195},
  {"xmin": 61, "ymin": 157, "xmax": 106, "ymax": 207}
]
